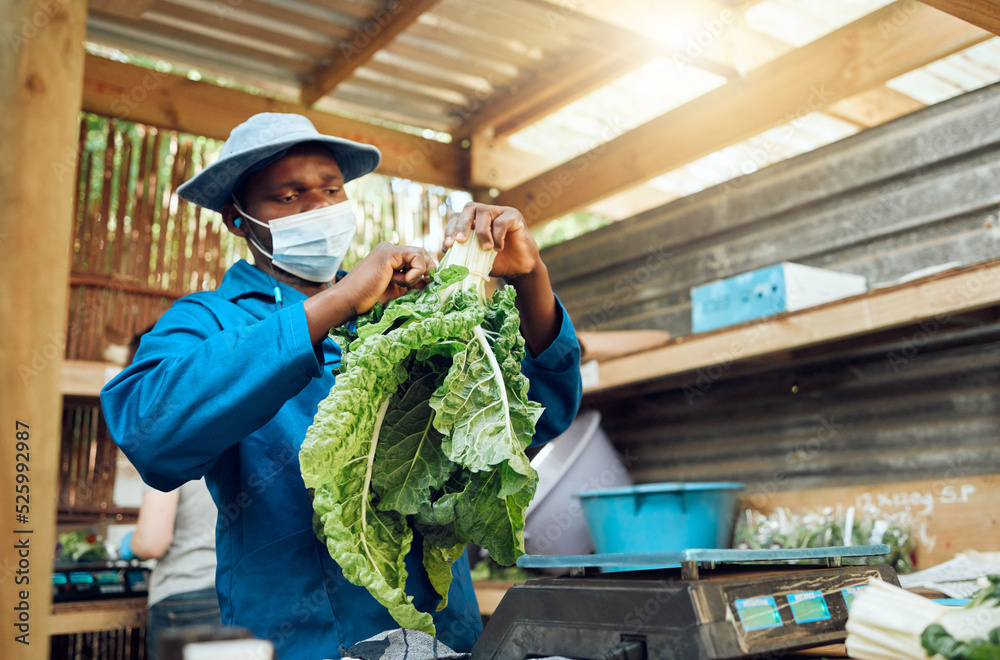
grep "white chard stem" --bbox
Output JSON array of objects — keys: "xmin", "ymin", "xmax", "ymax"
[{"xmin": 439, "ymin": 235, "xmax": 497, "ymax": 303}]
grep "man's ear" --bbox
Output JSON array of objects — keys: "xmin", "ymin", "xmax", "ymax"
[{"xmin": 221, "ymin": 203, "xmax": 246, "ymax": 237}]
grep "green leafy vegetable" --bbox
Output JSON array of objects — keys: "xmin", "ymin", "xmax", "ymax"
[
  {"xmin": 921, "ymin": 624, "xmax": 1000, "ymax": 659},
  {"xmin": 300, "ymin": 238, "xmax": 543, "ymax": 635}
]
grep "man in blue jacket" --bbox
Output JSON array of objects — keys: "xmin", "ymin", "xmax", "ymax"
[{"xmin": 100, "ymin": 113, "xmax": 582, "ymax": 660}]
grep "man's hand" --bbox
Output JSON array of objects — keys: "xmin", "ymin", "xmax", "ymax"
[
  {"xmin": 339, "ymin": 242, "xmax": 435, "ymax": 312},
  {"xmin": 304, "ymin": 242, "xmax": 435, "ymax": 344},
  {"xmin": 443, "ymin": 202, "xmax": 540, "ymax": 280},
  {"xmin": 443, "ymin": 202, "xmax": 559, "ymax": 355}
]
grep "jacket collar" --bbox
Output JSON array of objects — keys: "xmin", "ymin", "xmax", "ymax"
[{"xmin": 216, "ymin": 260, "xmax": 308, "ymax": 305}]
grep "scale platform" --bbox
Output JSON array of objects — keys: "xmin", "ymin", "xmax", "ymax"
[{"xmin": 472, "ymin": 545, "xmax": 897, "ymax": 660}]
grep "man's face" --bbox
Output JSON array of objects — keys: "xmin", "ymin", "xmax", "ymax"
[{"xmin": 224, "ymin": 142, "xmax": 349, "ymax": 252}]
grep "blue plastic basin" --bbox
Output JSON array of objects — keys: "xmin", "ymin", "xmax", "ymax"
[{"xmin": 576, "ymin": 482, "xmax": 744, "ymax": 555}]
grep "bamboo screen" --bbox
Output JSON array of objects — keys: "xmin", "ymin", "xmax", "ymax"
[{"xmin": 67, "ymin": 113, "xmax": 463, "ymax": 362}]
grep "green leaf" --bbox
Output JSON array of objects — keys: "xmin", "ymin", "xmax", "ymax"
[
  {"xmin": 373, "ymin": 371, "xmax": 452, "ymax": 515},
  {"xmin": 454, "ymin": 468, "xmax": 535, "ymax": 566},
  {"xmin": 423, "ymin": 539, "xmax": 467, "ymax": 611},
  {"xmin": 430, "ymin": 326, "xmax": 540, "ymax": 484}
]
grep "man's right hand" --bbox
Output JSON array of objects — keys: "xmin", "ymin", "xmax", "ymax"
[{"xmin": 303, "ymin": 242, "xmax": 435, "ymax": 344}]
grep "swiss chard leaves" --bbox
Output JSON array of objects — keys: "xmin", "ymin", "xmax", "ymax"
[{"xmin": 300, "ymin": 265, "xmax": 543, "ymax": 635}]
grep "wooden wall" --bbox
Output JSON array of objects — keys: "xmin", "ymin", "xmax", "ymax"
[{"xmin": 542, "ymin": 81, "xmax": 1000, "ymax": 502}]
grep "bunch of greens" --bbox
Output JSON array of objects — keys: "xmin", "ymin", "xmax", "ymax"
[
  {"xmin": 922, "ymin": 576, "xmax": 1000, "ymax": 660},
  {"xmin": 300, "ymin": 238, "xmax": 543, "ymax": 635},
  {"xmin": 56, "ymin": 529, "xmax": 108, "ymax": 563}
]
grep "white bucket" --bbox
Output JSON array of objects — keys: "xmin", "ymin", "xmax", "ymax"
[{"xmin": 524, "ymin": 410, "xmax": 632, "ymax": 559}]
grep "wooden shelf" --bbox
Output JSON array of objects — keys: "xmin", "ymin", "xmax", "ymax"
[
  {"xmin": 62, "ymin": 360, "xmax": 122, "ymax": 397},
  {"xmin": 585, "ymin": 259, "xmax": 1000, "ymax": 394},
  {"xmin": 50, "ymin": 598, "xmax": 146, "ymax": 635}
]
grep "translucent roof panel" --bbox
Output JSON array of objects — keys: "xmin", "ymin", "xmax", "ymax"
[
  {"xmin": 507, "ymin": 55, "xmax": 727, "ymax": 164},
  {"xmin": 745, "ymin": 0, "xmax": 896, "ymax": 48},
  {"xmin": 887, "ymin": 38, "xmax": 1000, "ymax": 105}
]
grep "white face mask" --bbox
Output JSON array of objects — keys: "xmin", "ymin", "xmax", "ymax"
[{"xmin": 232, "ymin": 198, "xmax": 357, "ymax": 283}]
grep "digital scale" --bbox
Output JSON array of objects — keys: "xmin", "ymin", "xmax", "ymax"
[
  {"xmin": 472, "ymin": 545, "xmax": 897, "ymax": 660},
  {"xmin": 51, "ymin": 561, "xmax": 151, "ymax": 603}
]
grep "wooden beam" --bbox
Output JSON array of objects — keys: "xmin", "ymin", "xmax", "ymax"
[
  {"xmin": 453, "ymin": 44, "xmax": 650, "ymax": 140},
  {"xmin": 826, "ymin": 85, "xmax": 926, "ymax": 128},
  {"xmin": 61, "ymin": 361, "xmax": 123, "ymax": 398},
  {"xmin": 920, "ymin": 0, "xmax": 1000, "ymax": 36},
  {"xmin": 1, "ymin": 0, "xmax": 86, "ymax": 655},
  {"xmin": 82, "ymin": 54, "xmax": 467, "ymax": 189},
  {"xmin": 470, "ymin": 135, "xmax": 562, "ymax": 189},
  {"xmin": 300, "ymin": 0, "xmax": 442, "ymax": 107},
  {"xmin": 495, "ymin": 2, "xmax": 989, "ymax": 225}
]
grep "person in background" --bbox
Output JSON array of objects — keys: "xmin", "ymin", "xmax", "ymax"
[
  {"xmin": 101, "ymin": 113, "xmax": 582, "ymax": 660},
  {"xmin": 118, "ymin": 331, "xmax": 221, "ymax": 660}
]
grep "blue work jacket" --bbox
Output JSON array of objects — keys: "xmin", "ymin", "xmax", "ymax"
[{"xmin": 101, "ymin": 259, "xmax": 582, "ymax": 660}]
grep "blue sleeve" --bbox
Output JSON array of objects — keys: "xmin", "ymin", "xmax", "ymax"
[
  {"xmin": 100, "ymin": 296, "xmax": 323, "ymax": 491},
  {"xmin": 522, "ymin": 297, "xmax": 582, "ymax": 446}
]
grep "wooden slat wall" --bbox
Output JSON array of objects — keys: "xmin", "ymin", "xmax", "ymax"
[
  {"xmin": 543, "ymin": 81, "xmax": 1000, "ymax": 496},
  {"xmin": 58, "ymin": 400, "xmax": 122, "ymax": 520},
  {"xmin": 67, "ymin": 116, "xmax": 247, "ymax": 361}
]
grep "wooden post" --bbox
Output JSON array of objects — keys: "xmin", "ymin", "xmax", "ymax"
[{"xmin": 0, "ymin": 1, "xmax": 86, "ymax": 658}]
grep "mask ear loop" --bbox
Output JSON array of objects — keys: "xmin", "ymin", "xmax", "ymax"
[{"xmin": 231, "ymin": 198, "xmax": 275, "ymax": 260}]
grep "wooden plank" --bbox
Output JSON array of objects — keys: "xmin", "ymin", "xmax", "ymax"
[
  {"xmin": 300, "ymin": 0, "xmax": 442, "ymax": 106},
  {"xmin": 920, "ymin": 0, "xmax": 1000, "ymax": 36},
  {"xmin": 49, "ymin": 599, "xmax": 146, "ymax": 635},
  {"xmin": 61, "ymin": 360, "xmax": 124, "ymax": 397},
  {"xmin": 587, "ymin": 258, "xmax": 1000, "ymax": 393},
  {"xmin": 470, "ymin": 135, "xmax": 564, "ymax": 189},
  {"xmin": 82, "ymin": 54, "xmax": 466, "ymax": 189},
  {"xmin": 454, "ymin": 45, "xmax": 650, "ymax": 139},
  {"xmin": 826, "ymin": 86, "xmax": 926, "ymax": 128},
  {"xmin": 742, "ymin": 474, "xmax": 1000, "ymax": 569},
  {"xmin": 494, "ymin": 2, "xmax": 990, "ymax": 226},
  {"xmin": 0, "ymin": 0, "xmax": 86, "ymax": 654}
]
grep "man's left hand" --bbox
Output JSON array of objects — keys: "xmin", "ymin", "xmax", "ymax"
[{"xmin": 443, "ymin": 202, "xmax": 540, "ymax": 280}]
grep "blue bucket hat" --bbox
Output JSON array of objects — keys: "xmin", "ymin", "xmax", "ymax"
[{"xmin": 177, "ymin": 113, "xmax": 382, "ymax": 213}]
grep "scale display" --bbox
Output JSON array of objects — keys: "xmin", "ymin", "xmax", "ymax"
[
  {"xmin": 52, "ymin": 564, "xmax": 150, "ymax": 602},
  {"xmin": 734, "ymin": 596, "xmax": 782, "ymax": 631},
  {"xmin": 841, "ymin": 584, "xmax": 868, "ymax": 610},
  {"xmin": 788, "ymin": 591, "xmax": 831, "ymax": 624}
]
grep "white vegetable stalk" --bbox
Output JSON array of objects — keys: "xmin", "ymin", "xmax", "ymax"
[
  {"xmin": 845, "ymin": 577, "xmax": 1000, "ymax": 659},
  {"xmin": 437, "ymin": 235, "xmax": 497, "ymax": 304}
]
